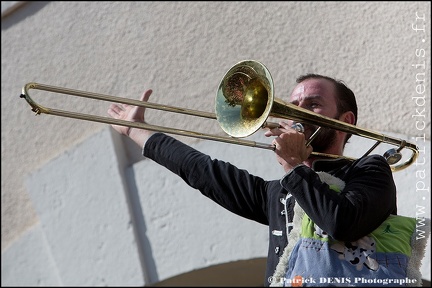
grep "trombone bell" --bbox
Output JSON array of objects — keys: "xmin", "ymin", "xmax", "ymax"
[{"xmin": 216, "ymin": 60, "xmax": 274, "ymax": 138}]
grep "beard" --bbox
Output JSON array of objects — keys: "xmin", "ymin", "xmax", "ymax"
[{"xmin": 304, "ymin": 124, "xmax": 338, "ymax": 153}]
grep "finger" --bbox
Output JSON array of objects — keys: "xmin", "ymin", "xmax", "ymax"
[
  {"xmin": 107, "ymin": 108, "xmax": 123, "ymax": 120},
  {"xmin": 108, "ymin": 104, "xmax": 124, "ymax": 115},
  {"xmin": 107, "ymin": 108, "xmax": 115, "ymax": 118},
  {"xmin": 136, "ymin": 89, "xmax": 153, "ymax": 114},
  {"xmin": 271, "ymin": 139, "xmax": 278, "ymax": 151},
  {"xmin": 281, "ymin": 122, "xmax": 305, "ymax": 134},
  {"xmin": 278, "ymin": 121, "xmax": 292, "ymax": 129},
  {"xmin": 108, "ymin": 105, "xmax": 121, "ymax": 117},
  {"xmin": 266, "ymin": 128, "xmax": 285, "ymax": 137},
  {"xmin": 273, "ymin": 137, "xmax": 283, "ymax": 149},
  {"xmin": 141, "ymin": 89, "xmax": 153, "ymax": 101},
  {"xmin": 265, "ymin": 129, "xmax": 279, "ymax": 137},
  {"xmin": 121, "ymin": 89, "xmax": 152, "ymax": 110},
  {"xmin": 306, "ymin": 145, "xmax": 313, "ymax": 156}
]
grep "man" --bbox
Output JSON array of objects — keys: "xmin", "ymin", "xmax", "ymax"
[{"xmin": 107, "ymin": 74, "xmax": 398, "ymax": 286}]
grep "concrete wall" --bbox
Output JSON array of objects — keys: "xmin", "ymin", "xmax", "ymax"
[{"xmin": 2, "ymin": 1, "xmax": 430, "ymax": 286}]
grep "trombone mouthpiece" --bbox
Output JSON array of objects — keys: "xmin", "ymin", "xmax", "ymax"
[{"xmin": 291, "ymin": 122, "xmax": 305, "ymax": 133}]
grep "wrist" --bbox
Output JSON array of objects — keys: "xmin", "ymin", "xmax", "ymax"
[
  {"xmin": 128, "ymin": 128, "xmax": 155, "ymax": 148},
  {"xmin": 282, "ymin": 159, "xmax": 302, "ymax": 172}
]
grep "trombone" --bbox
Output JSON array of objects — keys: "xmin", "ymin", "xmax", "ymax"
[{"xmin": 20, "ymin": 60, "xmax": 419, "ymax": 172}]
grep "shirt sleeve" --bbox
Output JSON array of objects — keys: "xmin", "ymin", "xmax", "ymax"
[
  {"xmin": 143, "ymin": 133, "xmax": 271, "ymax": 224},
  {"xmin": 279, "ymin": 155, "xmax": 397, "ymax": 241}
]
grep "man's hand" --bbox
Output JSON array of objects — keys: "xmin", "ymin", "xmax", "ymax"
[
  {"xmin": 107, "ymin": 89, "xmax": 155, "ymax": 148},
  {"xmin": 265, "ymin": 121, "xmax": 313, "ymax": 172}
]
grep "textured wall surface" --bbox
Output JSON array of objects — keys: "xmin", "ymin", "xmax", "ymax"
[{"xmin": 2, "ymin": 1, "xmax": 430, "ymax": 286}]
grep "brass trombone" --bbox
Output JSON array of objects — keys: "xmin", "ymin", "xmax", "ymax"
[{"xmin": 20, "ymin": 60, "xmax": 418, "ymax": 172}]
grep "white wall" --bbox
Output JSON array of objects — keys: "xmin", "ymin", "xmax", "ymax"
[{"xmin": 2, "ymin": 128, "xmax": 430, "ymax": 285}]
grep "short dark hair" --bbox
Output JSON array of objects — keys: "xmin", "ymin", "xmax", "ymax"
[{"xmin": 296, "ymin": 74, "xmax": 358, "ymax": 144}]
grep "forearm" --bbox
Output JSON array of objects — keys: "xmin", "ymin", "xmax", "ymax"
[{"xmin": 143, "ymin": 133, "xmax": 269, "ymax": 223}]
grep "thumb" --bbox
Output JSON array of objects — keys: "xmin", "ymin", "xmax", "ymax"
[
  {"xmin": 306, "ymin": 145, "xmax": 313, "ymax": 157},
  {"xmin": 141, "ymin": 89, "xmax": 152, "ymax": 102}
]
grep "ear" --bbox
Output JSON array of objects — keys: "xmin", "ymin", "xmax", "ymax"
[{"xmin": 338, "ymin": 111, "xmax": 356, "ymax": 125}]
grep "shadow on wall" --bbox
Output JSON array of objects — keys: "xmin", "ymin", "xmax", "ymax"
[
  {"xmin": 151, "ymin": 257, "xmax": 432, "ymax": 287},
  {"xmin": 1, "ymin": 2, "xmax": 50, "ymax": 30},
  {"xmin": 153, "ymin": 258, "xmax": 267, "ymax": 287}
]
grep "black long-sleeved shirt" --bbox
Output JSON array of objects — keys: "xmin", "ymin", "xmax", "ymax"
[{"xmin": 143, "ymin": 133, "xmax": 397, "ymax": 286}]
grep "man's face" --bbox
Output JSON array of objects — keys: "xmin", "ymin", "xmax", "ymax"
[{"xmin": 289, "ymin": 78, "xmax": 340, "ymax": 152}]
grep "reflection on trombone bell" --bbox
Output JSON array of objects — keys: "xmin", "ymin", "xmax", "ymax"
[{"xmin": 20, "ymin": 60, "xmax": 418, "ymax": 172}]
